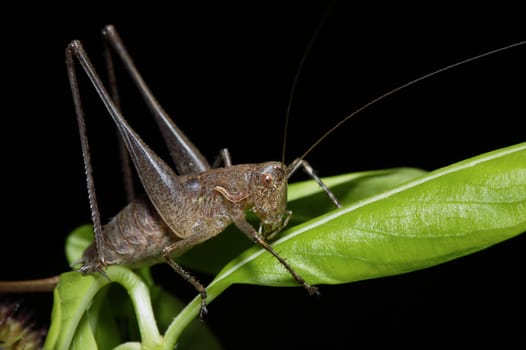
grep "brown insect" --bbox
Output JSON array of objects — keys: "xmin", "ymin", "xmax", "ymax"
[{"xmin": 66, "ymin": 25, "xmax": 342, "ymax": 320}]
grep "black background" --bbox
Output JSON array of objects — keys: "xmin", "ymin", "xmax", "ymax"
[{"xmin": 1, "ymin": 2, "xmax": 525, "ymax": 348}]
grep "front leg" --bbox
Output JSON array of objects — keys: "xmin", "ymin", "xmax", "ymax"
[
  {"xmin": 230, "ymin": 212, "xmax": 319, "ymax": 296},
  {"xmin": 288, "ymin": 158, "xmax": 342, "ymax": 208}
]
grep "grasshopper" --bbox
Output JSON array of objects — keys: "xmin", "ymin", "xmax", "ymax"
[{"xmin": 65, "ymin": 25, "xmax": 342, "ymax": 319}]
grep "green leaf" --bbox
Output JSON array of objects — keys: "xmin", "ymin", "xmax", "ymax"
[
  {"xmin": 207, "ymin": 142, "xmax": 526, "ymax": 289},
  {"xmin": 69, "ymin": 312, "xmax": 98, "ymax": 350},
  {"xmin": 44, "ymin": 271, "xmax": 107, "ymax": 350},
  {"xmin": 65, "ymin": 224, "xmax": 95, "ymax": 266},
  {"xmin": 287, "ymin": 167, "xmax": 428, "ymax": 222},
  {"xmin": 44, "ymin": 267, "xmax": 162, "ymax": 349}
]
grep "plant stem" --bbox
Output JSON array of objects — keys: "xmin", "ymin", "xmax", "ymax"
[{"xmin": 162, "ymin": 278, "xmax": 231, "ymax": 349}]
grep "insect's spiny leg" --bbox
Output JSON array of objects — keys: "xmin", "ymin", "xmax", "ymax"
[
  {"xmin": 163, "ymin": 253, "xmax": 208, "ymax": 321},
  {"xmin": 231, "ymin": 213, "xmax": 320, "ymax": 296},
  {"xmin": 65, "ymin": 41, "xmax": 107, "ymax": 265},
  {"xmin": 288, "ymin": 158, "xmax": 342, "ymax": 208}
]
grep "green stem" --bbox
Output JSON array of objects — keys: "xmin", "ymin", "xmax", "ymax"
[
  {"xmin": 162, "ymin": 278, "xmax": 231, "ymax": 349},
  {"xmin": 112, "ymin": 342, "xmax": 143, "ymax": 350},
  {"xmin": 107, "ymin": 266, "xmax": 162, "ymax": 348}
]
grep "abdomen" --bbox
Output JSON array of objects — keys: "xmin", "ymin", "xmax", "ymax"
[{"xmin": 81, "ymin": 196, "xmax": 177, "ymax": 269}]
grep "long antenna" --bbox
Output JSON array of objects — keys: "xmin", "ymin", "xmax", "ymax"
[
  {"xmin": 281, "ymin": 1, "xmax": 337, "ymax": 163},
  {"xmin": 297, "ymin": 40, "xmax": 526, "ymax": 162}
]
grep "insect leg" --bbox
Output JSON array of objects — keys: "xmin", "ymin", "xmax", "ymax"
[
  {"xmin": 65, "ymin": 41, "xmax": 107, "ymax": 268},
  {"xmin": 288, "ymin": 158, "xmax": 342, "ymax": 208},
  {"xmin": 102, "ymin": 35, "xmax": 136, "ymax": 202},
  {"xmin": 101, "ymin": 25, "xmax": 211, "ymax": 176},
  {"xmin": 211, "ymin": 148, "xmax": 232, "ymax": 168},
  {"xmin": 162, "ymin": 233, "xmax": 218, "ymax": 321},
  {"xmin": 230, "ymin": 212, "xmax": 320, "ymax": 296}
]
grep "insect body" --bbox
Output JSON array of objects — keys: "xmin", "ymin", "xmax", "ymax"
[
  {"xmin": 81, "ymin": 162, "xmax": 290, "ymax": 269},
  {"xmin": 67, "ymin": 25, "xmax": 341, "ymax": 319}
]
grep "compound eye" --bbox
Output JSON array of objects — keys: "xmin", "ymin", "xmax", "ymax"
[{"xmin": 261, "ymin": 173, "xmax": 273, "ymax": 186}]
